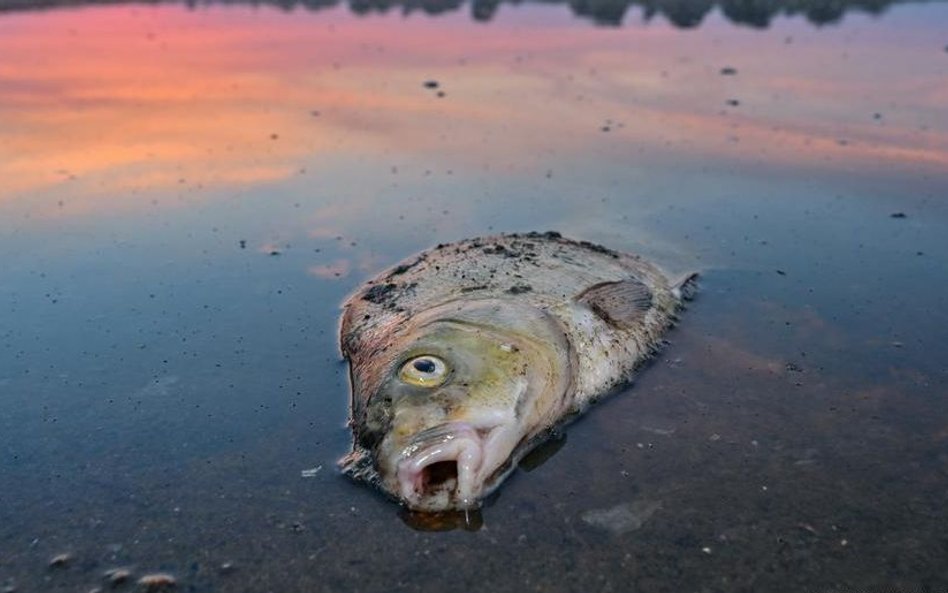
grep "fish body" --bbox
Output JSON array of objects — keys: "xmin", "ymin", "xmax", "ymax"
[{"xmin": 339, "ymin": 232, "xmax": 694, "ymax": 511}]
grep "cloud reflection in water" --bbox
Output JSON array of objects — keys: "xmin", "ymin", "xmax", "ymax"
[{"xmin": 0, "ymin": 2, "xmax": 944, "ymax": 227}]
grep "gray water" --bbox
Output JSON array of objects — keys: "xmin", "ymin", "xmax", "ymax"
[{"xmin": 1, "ymin": 1, "xmax": 947, "ymax": 591}]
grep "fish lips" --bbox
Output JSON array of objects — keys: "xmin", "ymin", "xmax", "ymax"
[{"xmin": 395, "ymin": 422, "xmax": 497, "ymax": 510}]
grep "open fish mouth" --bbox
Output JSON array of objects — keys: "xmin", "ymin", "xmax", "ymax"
[{"xmin": 396, "ymin": 422, "xmax": 496, "ymax": 510}]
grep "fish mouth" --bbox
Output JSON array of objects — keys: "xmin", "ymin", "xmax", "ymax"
[{"xmin": 396, "ymin": 422, "xmax": 495, "ymax": 510}]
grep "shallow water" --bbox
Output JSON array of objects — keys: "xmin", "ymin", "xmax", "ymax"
[{"xmin": 1, "ymin": 1, "xmax": 947, "ymax": 591}]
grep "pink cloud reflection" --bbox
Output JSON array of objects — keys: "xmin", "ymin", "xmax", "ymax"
[
  {"xmin": 308, "ymin": 259, "xmax": 352, "ymax": 279},
  {"xmin": 0, "ymin": 4, "xmax": 944, "ymax": 218}
]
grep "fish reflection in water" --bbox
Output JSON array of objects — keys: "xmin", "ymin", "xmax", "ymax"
[
  {"xmin": 399, "ymin": 508, "xmax": 485, "ymax": 532},
  {"xmin": 339, "ymin": 232, "xmax": 696, "ymax": 512}
]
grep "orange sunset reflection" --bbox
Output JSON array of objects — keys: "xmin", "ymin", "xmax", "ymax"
[{"xmin": 0, "ymin": 5, "xmax": 946, "ymax": 218}]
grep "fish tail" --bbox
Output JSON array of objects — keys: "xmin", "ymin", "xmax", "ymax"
[{"xmin": 671, "ymin": 272, "xmax": 699, "ymax": 302}]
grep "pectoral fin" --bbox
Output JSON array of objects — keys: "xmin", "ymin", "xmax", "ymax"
[
  {"xmin": 339, "ymin": 447, "xmax": 381, "ymax": 488},
  {"xmin": 577, "ymin": 279, "xmax": 653, "ymax": 328}
]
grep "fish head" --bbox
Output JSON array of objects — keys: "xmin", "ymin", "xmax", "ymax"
[{"xmin": 345, "ymin": 299, "xmax": 573, "ymax": 511}]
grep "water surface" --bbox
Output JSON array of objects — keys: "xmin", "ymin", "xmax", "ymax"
[{"xmin": 1, "ymin": 1, "xmax": 947, "ymax": 592}]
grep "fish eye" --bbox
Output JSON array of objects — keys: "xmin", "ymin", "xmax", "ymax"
[{"xmin": 399, "ymin": 355, "xmax": 448, "ymax": 387}]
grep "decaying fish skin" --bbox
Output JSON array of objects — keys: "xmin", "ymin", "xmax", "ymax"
[{"xmin": 339, "ymin": 231, "xmax": 696, "ymax": 512}]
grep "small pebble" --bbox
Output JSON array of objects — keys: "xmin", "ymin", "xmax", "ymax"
[
  {"xmin": 701, "ymin": 547, "xmax": 712, "ymax": 554},
  {"xmin": 890, "ymin": 212, "xmax": 907, "ymax": 218},
  {"xmin": 799, "ymin": 523, "xmax": 818, "ymax": 535},
  {"xmin": 720, "ymin": 66, "xmax": 737, "ymax": 75},
  {"xmin": 219, "ymin": 562, "xmax": 236, "ymax": 575},
  {"xmin": 300, "ymin": 466, "xmax": 322, "ymax": 478},
  {"xmin": 423, "ymin": 80, "xmax": 439, "ymax": 89},
  {"xmin": 104, "ymin": 568, "xmax": 132, "ymax": 586},
  {"xmin": 138, "ymin": 574, "xmax": 176, "ymax": 591},
  {"xmin": 49, "ymin": 553, "xmax": 72, "ymax": 568}
]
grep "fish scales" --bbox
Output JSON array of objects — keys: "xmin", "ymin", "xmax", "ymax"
[{"xmin": 339, "ymin": 231, "xmax": 694, "ymax": 511}]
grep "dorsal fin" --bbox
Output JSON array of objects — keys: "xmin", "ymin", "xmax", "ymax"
[{"xmin": 576, "ymin": 279, "xmax": 653, "ymax": 328}]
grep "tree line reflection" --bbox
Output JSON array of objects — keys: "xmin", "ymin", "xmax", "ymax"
[{"xmin": 0, "ymin": 0, "xmax": 913, "ymax": 28}]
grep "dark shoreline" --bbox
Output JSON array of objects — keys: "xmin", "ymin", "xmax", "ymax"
[{"xmin": 0, "ymin": 0, "xmax": 940, "ymax": 28}]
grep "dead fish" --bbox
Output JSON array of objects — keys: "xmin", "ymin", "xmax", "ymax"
[{"xmin": 338, "ymin": 231, "xmax": 695, "ymax": 511}]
